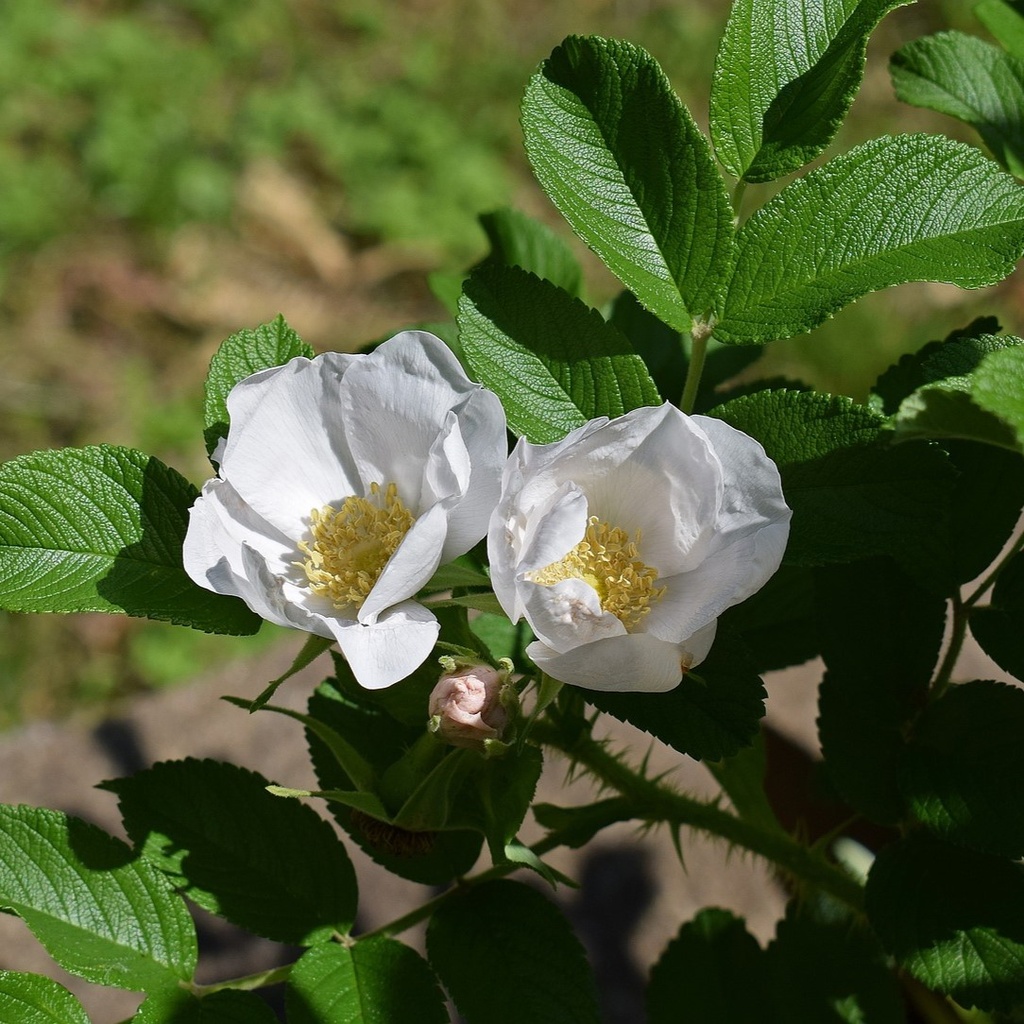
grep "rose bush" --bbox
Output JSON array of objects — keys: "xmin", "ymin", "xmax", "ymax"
[
  {"xmin": 487, "ymin": 403, "xmax": 791, "ymax": 691},
  {"xmin": 183, "ymin": 331, "xmax": 507, "ymax": 688}
]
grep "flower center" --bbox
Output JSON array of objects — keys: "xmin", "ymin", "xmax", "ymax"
[
  {"xmin": 298, "ymin": 481, "xmax": 415, "ymax": 610},
  {"xmin": 529, "ymin": 515, "xmax": 665, "ymax": 630}
]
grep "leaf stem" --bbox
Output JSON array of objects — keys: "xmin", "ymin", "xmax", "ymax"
[
  {"xmin": 932, "ymin": 528, "xmax": 1024, "ymax": 699},
  {"xmin": 358, "ymin": 827, "xmax": 566, "ymax": 940},
  {"xmin": 533, "ymin": 722, "xmax": 865, "ymax": 912},
  {"xmin": 963, "ymin": 528, "xmax": 1024, "ymax": 611},
  {"xmin": 191, "ymin": 963, "xmax": 293, "ymax": 997},
  {"xmin": 680, "ymin": 321, "xmax": 713, "ymax": 415}
]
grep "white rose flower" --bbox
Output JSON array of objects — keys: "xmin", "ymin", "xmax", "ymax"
[
  {"xmin": 487, "ymin": 403, "xmax": 791, "ymax": 692},
  {"xmin": 183, "ymin": 331, "xmax": 507, "ymax": 689}
]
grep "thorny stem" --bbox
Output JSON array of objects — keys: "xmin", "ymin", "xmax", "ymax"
[
  {"xmin": 531, "ymin": 721, "xmax": 865, "ymax": 913},
  {"xmin": 680, "ymin": 320, "xmax": 713, "ymax": 415},
  {"xmin": 931, "ymin": 529, "xmax": 1024, "ymax": 699}
]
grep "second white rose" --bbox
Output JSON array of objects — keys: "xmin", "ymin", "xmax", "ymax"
[{"xmin": 487, "ymin": 403, "xmax": 792, "ymax": 692}]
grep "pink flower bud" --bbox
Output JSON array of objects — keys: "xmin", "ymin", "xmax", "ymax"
[{"xmin": 429, "ymin": 663, "xmax": 510, "ymax": 750}]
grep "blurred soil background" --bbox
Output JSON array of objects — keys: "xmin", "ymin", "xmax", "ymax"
[{"xmin": 0, "ymin": 0, "xmax": 1021, "ymax": 1019}]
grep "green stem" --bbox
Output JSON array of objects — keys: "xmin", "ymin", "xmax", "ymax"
[
  {"xmin": 533, "ymin": 723, "xmax": 865, "ymax": 912},
  {"xmin": 359, "ymin": 828, "xmax": 565, "ymax": 940},
  {"xmin": 963, "ymin": 529, "xmax": 1024, "ymax": 611},
  {"xmin": 732, "ymin": 179, "xmax": 748, "ymax": 224},
  {"xmin": 680, "ymin": 321, "xmax": 713, "ymax": 415},
  {"xmin": 191, "ymin": 963, "xmax": 293, "ymax": 997},
  {"xmin": 931, "ymin": 594, "xmax": 967, "ymax": 701},
  {"xmin": 932, "ymin": 530, "xmax": 1024, "ymax": 699}
]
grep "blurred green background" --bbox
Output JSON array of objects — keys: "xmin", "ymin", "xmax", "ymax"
[{"xmin": 0, "ymin": 0, "xmax": 1012, "ymax": 724}]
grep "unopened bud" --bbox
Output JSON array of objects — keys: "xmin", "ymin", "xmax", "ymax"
[{"xmin": 429, "ymin": 660, "xmax": 512, "ymax": 750}]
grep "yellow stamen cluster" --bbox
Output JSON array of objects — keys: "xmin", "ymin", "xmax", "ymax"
[
  {"xmin": 529, "ymin": 515, "xmax": 665, "ymax": 630},
  {"xmin": 298, "ymin": 482, "xmax": 414, "ymax": 610}
]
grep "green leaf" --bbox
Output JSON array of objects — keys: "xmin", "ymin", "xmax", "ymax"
[
  {"xmin": 522, "ymin": 35, "xmax": 735, "ymax": 331},
  {"xmin": 531, "ymin": 797, "xmax": 636, "ymax": 849},
  {"xmin": 972, "ymin": 345, "xmax": 1024, "ymax": 447},
  {"xmin": 102, "ymin": 758, "xmax": 357, "ymax": 944},
  {"xmin": 0, "ymin": 805, "xmax": 196, "ymax": 990},
  {"xmin": 945, "ymin": 440, "xmax": 1024, "ymax": 584},
  {"xmin": 426, "ymin": 879, "xmax": 600, "ymax": 1024},
  {"xmin": 866, "ymin": 834, "xmax": 1024, "ymax": 1011},
  {"xmin": 421, "ymin": 554, "xmax": 492, "ymax": 592},
  {"xmin": 202, "ymin": 315, "xmax": 314, "ymax": 459},
  {"xmin": 706, "ymin": 731, "xmax": 782, "ymax": 835},
  {"xmin": 133, "ymin": 990, "xmax": 278, "ymax": 1023},
  {"xmin": 0, "ymin": 445, "xmax": 260, "ymax": 634},
  {"xmin": 892, "ymin": 383, "xmax": 1022, "ymax": 451},
  {"xmin": 891, "ymin": 32, "xmax": 1024, "ymax": 178},
  {"xmin": 976, "ymin": 0, "xmax": 1024, "ymax": 60},
  {"xmin": 901, "ymin": 680, "xmax": 1024, "ymax": 857},
  {"xmin": 718, "ymin": 135, "xmax": 1024, "ymax": 344},
  {"xmin": 718, "ymin": 564, "xmax": 819, "ymax": 673},
  {"xmin": 647, "ymin": 909, "xmax": 771, "ymax": 1023},
  {"xmin": 286, "ymin": 938, "xmax": 447, "ymax": 1024},
  {"xmin": 477, "ymin": 207, "xmax": 582, "ymax": 296},
  {"xmin": 306, "ymin": 682, "xmax": 483, "ymax": 885},
  {"xmin": 711, "ymin": 0, "xmax": 910, "ymax": 182},
  {"xmin": 458, "ymin": 264, "xmax": 661, "ymax": 443},
  {"xmin": 585, "ymin": 631, "xmax": 766, "ymax": 761},
  {"xmin": 870, "ymin": 316, "xmax": 1004, "ymax": 415},
  {"xmin": 817, "ymin": 559, "xmax": 946, "ymax": 824},
  {"xmin": 711, "ymin": 390, "xmax": 957, "ymax": 591},
  {"xmin": 765, "ymin": 900, "xmax": 903, "ymax": 1023},
  {"xmin": 971, "ymin": 550, "xmax": 1024, "ymax": 681},
  {"xmin": 0, "ymin": 973, "xmax": 89, "ymax": 1024}
]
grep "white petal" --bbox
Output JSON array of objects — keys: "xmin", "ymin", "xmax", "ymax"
[
  {"xmin": 340, "ymin": 332, "xmax": 491, "ymax": 506},
  {"xmin": 692, "ymin": 414, "xmax": 792, "ymax": 545},
  {"xmin": 527, "ymin": 633, "xmax": 689, "ymax": 692},
  {"xmin": 521, "ymin": 577, "xmax": 625, "ymax": 654},
  {"xmin": 330, "ymin": 600, "xmax": 440, "ymax": 689},
  {"xmin": 219, "ymin": 354, "xmax": 361, "ymax": 536},
  {"xmin": 358, "ymin": 503, "xmax": 449, "ymax": 622},
  {"xmin": 437, "ymin": 388, "xmax": 507, "ymax": 560},
  {"xmin": 645, "ymin": 521, "xmax": 790, "ymax": 643}
]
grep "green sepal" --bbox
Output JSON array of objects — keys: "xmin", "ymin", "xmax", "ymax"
[{"xmin": 244, "ymin": 634, "xmax": 334, "ymax": 712}]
